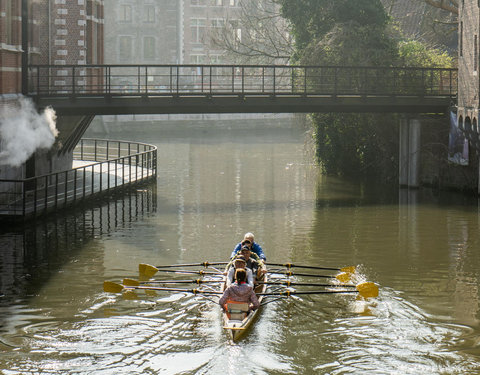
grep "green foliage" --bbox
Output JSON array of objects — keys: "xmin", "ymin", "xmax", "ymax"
[
  {"xmin": 313, "ymin": 113, "xmax": 398, "ymax": 178},
  {"xmin": 277, "ymin": 0, "xmax": 454, "ymax": 178},
  {"xmin": 397, "ymin": 40, "xmax": 454, "ymax": 68},
  {"xmin": 277, "ymin": 0, "xmax": 393, "ymax": 64}
]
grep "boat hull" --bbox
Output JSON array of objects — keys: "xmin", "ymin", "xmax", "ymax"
[{"xmin": 221, "ymin": 266, "xmax": 267, "ymax": 341}]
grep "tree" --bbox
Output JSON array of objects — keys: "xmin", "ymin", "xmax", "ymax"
[
  {"xmin": 210, "ymin": 0, "xmax": 293, "ymax": 64},
  {"xmin": 278, "ymin": 0, "xmax": 401, "ymax": 178},
  {"xmin": 424, "ymin": 0, "xmax": 458, "ymax": 14}
]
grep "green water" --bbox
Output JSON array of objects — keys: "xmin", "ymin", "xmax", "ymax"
[{"xmin": 1, "ymin": 117, "xmax": 480, "ymax": 374}]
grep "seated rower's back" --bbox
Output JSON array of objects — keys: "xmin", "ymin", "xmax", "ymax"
[{"xmin": 219, "ymin": 268, "xmax": 260, "ymax": 311}]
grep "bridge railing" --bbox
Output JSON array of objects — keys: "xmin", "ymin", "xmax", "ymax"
[
  {"xmin": 0, "ymin": 139, "xmax": 157, "ymax": 219},
  {"xmin": 28, "ymin": 64, "xmax": 457, "ymax": 98}
]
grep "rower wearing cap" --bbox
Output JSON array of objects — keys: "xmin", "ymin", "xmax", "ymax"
[
  {"xmin": 226, "ymin": 256, "xmax": 254, "ymax": 288},
  {"xmin": 230, "ymin": 232, "xmax": 266, "ymax": 262}
]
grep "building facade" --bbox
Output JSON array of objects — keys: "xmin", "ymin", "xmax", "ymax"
[
  {"xmin": 103, "ymin": 0, "xmax": 254, "ymax": 66},
  {"xmin": 457, "ymin": 0, "xmax": 479, "ymax": 141},
  {"xmin": 1, "ymin": 0, "xmax": 27, "ymax": 99},
  {"xmin": 0, "ymin": 0, "xmax": 105, "ymax": 180},
  {"xmin": 103, "ymin": 0, "xmax": 179, "ymax": 65}
]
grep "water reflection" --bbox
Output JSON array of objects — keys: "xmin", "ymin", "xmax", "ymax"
[
  {"xmin": 2, "ymin": 118, "xmax": 480, "ymax": 373},
  {"xmin": 0, "ymin": 185, "xmax": 156, "ymax": 341}
]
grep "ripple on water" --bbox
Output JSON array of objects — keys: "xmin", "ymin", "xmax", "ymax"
[{"xmin": 317, "ymin": 287, "xmax": 480, "ymax": 374}]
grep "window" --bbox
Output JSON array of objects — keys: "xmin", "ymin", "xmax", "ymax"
[
  {"xmin": 210, "ymin": 55, "xmax": 222, "ymax": 64},
  {"xmin": 190, "ymin": 54, "xmax": 206, "ymax": 64},
  {"xmin": 214, "ymin": 0, "xmax": 224, "ymax": 5},
  {"xmin": 119, "ymin": 36, "xmax": 132, "ymax": 60},
  {"xmin": 229, "ymin": 20, "xmax": 241, "ymax": 43},
  {"xmin": 119, "ymin": 5, "xmax": 132, "ymax": 22},
  {"xmin": 191, "ymin": 0, "xmax": 206, "ymax": 6},
  {"xmin": 229, "ymin": 0, "xmax": 239, "ymax": 6},
  {"xmin": 460, "ymin": 22, "xmax": 463, "ymax": 57},
  {"xmin": 5, "ymin": 1, "xmax": 14, "ymax": 45},
  {"xmin": 144, "ymin": 5, "xmax": 155, "ymax": 23},
  {"xmin": 211, "ymin": 19, "xmax": 225, "ymax": 28},
  {"xmin": 144, "ymin": 37, "xmax": 155, "ymax": 60},
  {"xmin": 475, "ymin": 35, "xmax": 478, "ymax": 72},
  {"xmin": 191, "ymin": 18, "xmax": 206, "ymax": 43}
]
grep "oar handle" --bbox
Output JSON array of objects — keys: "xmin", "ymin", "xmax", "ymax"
[
  {"xmin": 126, "ymin": 285, "xmax": 223, "ymax": 294},
  {"xmin": 268, "ymin": 270, "xmax": 336, "ymax": 278},
  {"xmin": 154, "ymin": 262, "xmax": 228, "ymax": 268},
  {"xmin": 268, "ymin": 262, "xmax": 341, "ymax": 271},
  {"xmin": 257, "ymin": 290, "xmax": 359, "ymax": 296},
  {"xmin": 258, "ymin": 281, "xmax": 356, "ymax": 287}
]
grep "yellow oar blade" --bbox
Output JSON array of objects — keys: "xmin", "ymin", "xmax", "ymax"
[
  {"xmin": 340, "ymin": 266, "xmax": 356, "ymax": 274},
  {"xmin": 356, "ymin": 282, "xmax": 379, "ymax": 299},
  {"xmin": 139, "ymin": 263, "xmax": 159, "ymax": 278},
  {"xmin": 123, "ymin": 278, "xmax": 140, "ymax": 286},
  {"xmin": 336, "ymin": 272, "xmax": 351, "ymax": 283},
  {"xmin": 103, "ymin": 281, "xmax": 125, "ymax": 294},
  {"xmin": 122, "ymin": 290, "xmax": 138, "ymax": 300},
  {"xmin": 145, "ymin": 289, "xmax": 158, "ymax": 297}
]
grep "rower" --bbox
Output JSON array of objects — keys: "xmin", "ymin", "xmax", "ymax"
[
  {"xmin": 219, "ymin": 268, "xmax": 260, "ymax": 313},
  {"xmin": 230, "ymin": 232, "xmax": 267, "ymax": 262},
  {"xmin": 226, "ymin": 256, "xmax": 253, "ymax": 288},
  {"xmin": 238, "ymin": 245, "xmax": 267, "ymax": 284}
]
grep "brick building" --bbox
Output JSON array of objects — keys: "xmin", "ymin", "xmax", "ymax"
[
  {"xmin": 457, "ymin": 0, "xmax": 479, "ymax": 143},
  {"xmin": 0, "ymin": 0, "xmax": 105, "ymax": 180},
  {"xmin": 0, "ymin": 0, "xmax": 26, "ymax": 98}
]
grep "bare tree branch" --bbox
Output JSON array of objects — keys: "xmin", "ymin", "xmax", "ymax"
[
  {"xmin": 424, "ymin": 0, "xmax": 458, "ymax": 15},
  {"xmin": 210, "ymin": 0, "xmax": 293, "ymax": 64}
]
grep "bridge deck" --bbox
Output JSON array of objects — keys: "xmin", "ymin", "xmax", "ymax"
[{"xmin": 29, "ymin": 64, "xmax": 457, "ymax": 115}]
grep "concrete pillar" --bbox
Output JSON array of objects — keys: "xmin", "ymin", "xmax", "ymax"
[
  {"xmin": 478, "ymin": 160, "xmax": 480, "ymax": 196},
  {"xmin": 408, "ymin": 118, "xmax": 421, "ymax": 188},
  {"xmin": 399, "ymin": 118, "xmax": 409, "ymax": 187}
]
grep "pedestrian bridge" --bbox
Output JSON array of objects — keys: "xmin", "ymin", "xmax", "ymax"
[{"xmin": 29, "ymin": 64, "xmax": 457, "ymax": 116}]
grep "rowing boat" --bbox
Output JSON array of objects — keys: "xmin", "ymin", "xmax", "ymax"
[{"xmin": 221, "ymin": 261, "xmax": 267, "ymax": 341}]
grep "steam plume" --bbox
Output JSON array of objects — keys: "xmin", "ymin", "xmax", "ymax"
[{"xmin": 0, "ymin": 97, "xmax": 58, "ymax": 167}]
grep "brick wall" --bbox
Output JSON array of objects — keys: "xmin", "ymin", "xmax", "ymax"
[
  {"xmin": 458, "ymin": 0, "xmax": 479, "ymax": 126},
  {"xmin": 0, "ymin": 0, "xmax": 22, "ymax": 96}
]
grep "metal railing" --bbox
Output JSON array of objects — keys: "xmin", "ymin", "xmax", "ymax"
[
  {"xmin": 28, "ymin": 64, "xmax": 458, "ymax": 98},
  {"xmin": 0, "ymin": 139, "xmax": 157, "ymax": 219}
]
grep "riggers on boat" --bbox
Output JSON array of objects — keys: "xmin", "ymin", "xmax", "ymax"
[{"xmin": 221, "ymin": 261, "xmax": 267, "ymax": 341}]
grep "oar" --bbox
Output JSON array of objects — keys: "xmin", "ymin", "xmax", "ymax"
[
  {"xmin": 123, "ymin": 278, "xmax": 223, "ymax": 287},
  {"xmin": 257, "ymin": 282, "xmax": 379, "ymax": 299},
  {"xmin": 139, "ymin": 264, "xmax": 223, "ymax": 278},
  {"xmin": 268, "ymin": 263, "xmax": 356, "ymax": 274},
  {"xmin": 259, "ymin": 281, "xmax": 357, "ymax": 288},
  {"xmin": 104, "ymin": 281, "xmax": 223, "ymax": 295},
  {"xmin": 268, "ymin": 270, "xmax": 352, "ymax": 282},
  {"xmin": 139, "ymin": 262, "xmax": 228, "ymax": 274}
]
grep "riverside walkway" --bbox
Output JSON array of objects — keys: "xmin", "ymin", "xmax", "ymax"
[{"xmin": 0, "ymin": 139, "xmax": 157, "ymax": 219}]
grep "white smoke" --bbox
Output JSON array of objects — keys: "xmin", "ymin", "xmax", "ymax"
[{"xmin": 0, "ymin": 97, "xmax": 58, "ymax": 167}]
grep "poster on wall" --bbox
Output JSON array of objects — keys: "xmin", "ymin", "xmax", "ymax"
[{"xmin": 448, "ymin": 111, "xmax": 469, "ymax": 166}]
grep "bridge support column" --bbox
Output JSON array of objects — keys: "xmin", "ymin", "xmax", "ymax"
[
  {"xmin": 399, "ymin": 117, "xmax": 421, "ymax": 188},
  {"xmin": 399, "ymin": 118, "xmax": 409, "ymax": 186}
]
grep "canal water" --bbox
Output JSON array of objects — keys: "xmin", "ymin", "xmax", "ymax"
[{"xmin": 1, "ymin": 116, "xmax": 480, "ymax": 374}]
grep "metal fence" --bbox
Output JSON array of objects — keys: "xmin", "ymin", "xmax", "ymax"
[
  {"xmin": 28, "ymin": 64, "xmax": 458, "ymax": 98},
  {"xmin": 0, "ymin": 139, "xmax": 157, "ymax": 219}
]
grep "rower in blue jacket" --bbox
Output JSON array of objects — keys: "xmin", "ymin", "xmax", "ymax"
[{"xmin": 230, "ymin": 232, "xmax": 266, "ymax": 262}]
